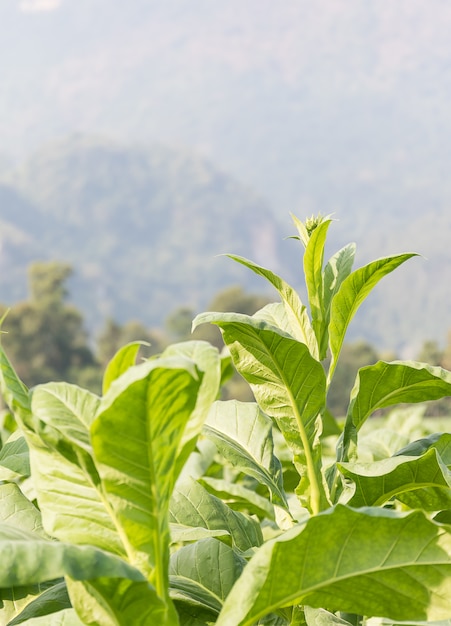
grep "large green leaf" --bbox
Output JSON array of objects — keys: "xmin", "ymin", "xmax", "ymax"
[
  {"xmin": 216, "ymin": 505, "xmax": 451, "ymax": 625},
  {"xmin": 327, "ymin": 253, "xmax": 417, "ymax": 385},
  {"xmin": 24, "ymin": 384, "xmax": 122, "ymax": 555},
  {"xmin": 0, "ymin": 524, "xmax": 144, "ymax": 587},
  {"xmin": 161, "ymin": 341, "xmax": 221, "ymax": 477},
  {"xmin": 91, "ymin": 358, "xmax": 201, "ymax": 595},
  {"xmin": 203, "ymin": 400, "xmax": 287, "ymax": 508},
  {"xmin": 394, "ymin": 433, "xmax": 451, "ymax": 464},
  {"xmin": 169, "ymin": 538, "xmax": 245, "ymax": 617},
  {"xmin": 226, "ymin": 254, "xmax": 318, "ymax": 357},
  {"xmin": 339, "ymin": 448, "xmax": 451, "ymax": 509},
  {"xmin": 67, "ymin": 577, "xmax": 173, "ymax": 626},
  {"xmin": 193, "ymin": 313, "xmax": 327, "ymax": 513},
  {"xmin": 170, "ymin": 478, "xmax": 262, "ymax": 552},
  {"xmin": 303, "ymin": 219, "xmax": 332, "ymax": 358},
  {"xmin": 338, "ymin": 361, "xmax": 451, "ymax": 464}
]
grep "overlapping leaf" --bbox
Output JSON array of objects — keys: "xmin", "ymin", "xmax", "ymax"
[
  {"xmin": 169, "ymin": 538, "xmax": 245, "ymax": 618},
  {"xmin": 339, "ymin": 448, "xmax": 451, "ymax": 509},
  {"xmin": 216, "ymin": 505, "xmax": 451, "ymax": 625},
  {"xmin": 203, "ymin": 400, "xmax": 287, "ymax": 508},
  {"xmin": 170, "ymin": 478, "xmax": 263, "ymax": 552}
]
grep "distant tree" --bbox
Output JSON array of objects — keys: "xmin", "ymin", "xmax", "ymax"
[
  {"xmin": 327, "ymin": 340, "xmax": 380, "ymax": 417},
  {"xmin": 0, "ymin": 261, "xmax": 97, "ymax": 389},
  {"xmin": 96, "ymin": 318, "xmax": 165, "ymax": 367}
]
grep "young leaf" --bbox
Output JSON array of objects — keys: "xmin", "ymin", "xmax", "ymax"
[
  {"xmin": 193, "ymin": 313, "xmax": 328, "ymax": 513},
  {"xmin": 225, "ymin": 254, "xmax": 318, "ymax": 357},
  {"xmin": 339, "ymin": 448, "xmax": 451, "ymax": 509},
  {"xmin": 216, "ymin": 505, "xmax": 451, "ymax": 625},
  {"xmin": 102, "ymin": 341, "xmax": 146, "ymax": 395},
  {"xmin": 161, "ymin": 341, "xmax": 221, "ymax": 477},
  {"xmin": 199, "ymin": 476, "xmax": 275, "ymax": 519},
  {"xmin": 10, "ymin": 609, "xmax": 85, "ymax": 625},
  {"xmin": 0, "ymin": 482, "xmax": 44, "ymax": 536},
  {"xmin": 92, "ymin": 358, "xmax": 202, "ymax": 595},
  {"xmin": 203, "ymin": 400, "xmax": 287, "ymax": 508},
  {"xmin": 328, "ymin": 253, "xmax": 418, "ymax": 385},
  {"xmin": 320, "ymin": 243, "xmax": 356, "ymax": 359},
  {"xmin": 303, "ymin": 219, "xmax": 332, "ymax": 358}
]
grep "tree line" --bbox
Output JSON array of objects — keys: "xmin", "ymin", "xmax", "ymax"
[{"xmin": 1, "ymin": 261, "xmax": 450, "ymax": 418}]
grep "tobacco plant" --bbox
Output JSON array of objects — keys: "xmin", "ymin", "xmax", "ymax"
[{"xmin": 1, "ymin": 215, "xmax": 451, "ymax": 625}]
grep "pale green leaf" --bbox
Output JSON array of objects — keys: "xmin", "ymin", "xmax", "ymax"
[
  {"xmin": 328, "ymin": 254, "xmax": 417, "ymax": 384},
  {"xmin": 193, "ymin": 313, "xmax": 328, "ymax": 512},
  {"xmin": 170, "ymin": 523, "xmax": 231, "ymax": 545},
  {"xmin": 216, "ymin": 505, "xmax": 451, "ymax": 625},
  {"xmin": 203, "ymin": 400, "xmax": 287, "ymax": 508},
  {"xmin": 170, "ymin": 478, "xmax": 262, "ymax": 552},
  {"xmin": 305, "ymin": 606, "xmax": 354, "ymax": 626},
  {"xmin": 102, "ymin": 341, "xmax": 145, "ymax": 395},
  {"xmin": 92, "ymin": 358, "xmax": 201, "ymax": 591}
]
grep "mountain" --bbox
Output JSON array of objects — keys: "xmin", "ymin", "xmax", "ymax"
[{"xmin": 0, "ymin": 136, "xmax": 293, "ymax": 331}]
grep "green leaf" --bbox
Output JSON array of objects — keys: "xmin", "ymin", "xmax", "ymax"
[
  {"xmin": 169, "ymin": 538, "xmax": 245, "ymax": 616},
  {"xmin": 328, "ymin": 253, "xmax": 417, "ymax": 384},
  {"xmin": 193, "ymin": 313, "xmax": 327, "ymax": 513},
  {"xmin": 0, "ymin": 524, "xmax": 144, "ymax": 587},
  {"xmin": 203, "ymin": 400, "xmax": 287, "ymax": 508},
  {"xmin": 102, "ymin": 341, "xmax": 146, "ymax": 395},
  {"xmin": 321, "ymin": 243, "xmax": 356, "ymax": 359},
  {"xmin": 0, "ymin": 482, "xmax": 44, "ymax": 536},
  {"xmin": 161, "ymin": 341, "xmax": 221, "ymax": 477},
  {"xmin": 9, "ymin": 609, "xmax": 85, "ymax": 625},
  {"xmin": 92, "ymin": 358, "xmax": 202, "ymax": 595},
  {"xmin": 0, "ymin": 430, "xmax": 30, "ymax": 480},
  {"xmin": 304, "ymin": 607, "xmax": 354, "ymax": 626},
  {"xmin": 303, "ymin": 219, "xmax": 332, "ymax": 359},
  {"xmin": 394, "ymin": 433, "xmax": 451, "ymax": 464},
  {"xmin": 170, "ymin": 478, "xmax": 263, "ymax": 552},
  {"xmin": 216, "ymin": 505, "xmax": 451, "ymax": 625},
  {"xmin": 339, "ymin": 448, "xmax": 451, "ymax": 509},
  {"xmin": 7, "ymin": 582, "xmax": 70, "ymax": 625},
  {"xmin": 0, "ymin": 343, "xmax": 31, "ymax": 427},
  {"xmin": 339, "ymin": 361, "xmax": 451, "ymax": 464},
  {"xmin": 199, "ymin": 476, "xmax": 275, "ymax": 519},
  {"xmin": 25, "ymin": 384, "xmax": 122, "ymax": 555},
  {"xmin": 67, "ymin": 577, "xmax": 174, "ymax": 626},
  {"xmin": 225, "ymin": 254, "xmax": 318, "ymax": 357}
]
